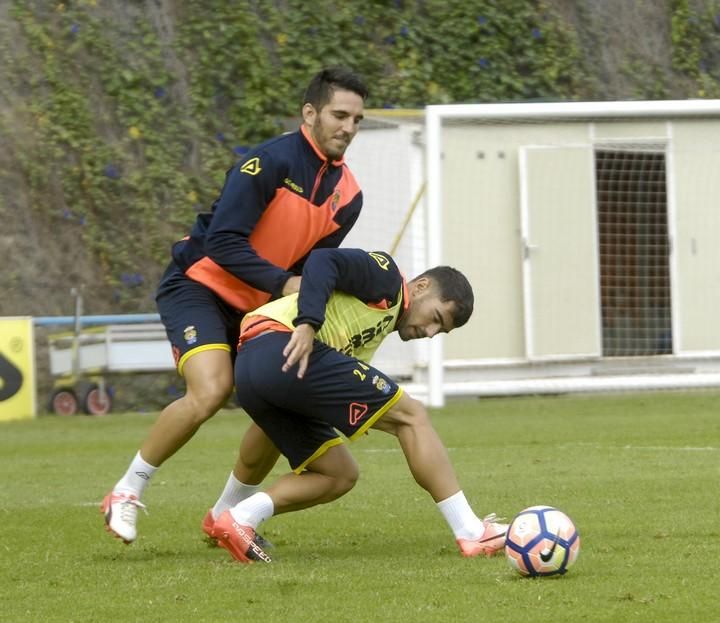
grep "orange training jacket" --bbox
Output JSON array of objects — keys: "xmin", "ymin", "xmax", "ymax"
[{"xmin": 171, "ymin": 125, "xmax": 363, "ymax": 312}]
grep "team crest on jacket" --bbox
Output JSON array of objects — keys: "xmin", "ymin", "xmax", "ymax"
[
  {"xmin": 183, "ymin": 325, "xmax": 198, "ymax": 345},
  {"xmin": 372, "ymin": 375, "xmax": 392, "ymax": 394},
  {"xmin": 330, "ymin": 190, "xmax": 341, "ymax": 212}
]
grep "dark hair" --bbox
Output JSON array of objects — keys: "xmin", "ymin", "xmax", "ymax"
[
  {"xmin": 416, "ymin": 266, "xmax": 474, "ymax": 328},
  {"xmin": 303, "ymin": 66, "xmax": 369, "ymax": 112}
]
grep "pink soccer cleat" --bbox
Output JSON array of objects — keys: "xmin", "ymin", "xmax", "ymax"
[
  {"xmin": 212, "ymin": 510, "xmax": 272, "ymax": 564},
  {"xmin": 456, "ymin": 514, "xmax": 508, "ymax": 558}
]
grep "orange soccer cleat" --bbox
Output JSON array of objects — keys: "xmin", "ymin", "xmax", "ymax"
[
  {"xmin": 202, "ymin": 508, "xmax": 273, "ymax": 549},
  {"xmin": 201, "ymin": 509, "xmax": 216, "ymax": 540},
  {"xmin": 212, "ymin": 510, "xmax": 272, "ymax": 564},
  {"xmin": 456, "ymin": 514, "xmax": 508, "ymax": 558}
]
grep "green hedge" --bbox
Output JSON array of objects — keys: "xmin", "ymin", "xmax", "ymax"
[{"xmin": 2, "ymin": 0, "xmax": 718, "ymax": 311}]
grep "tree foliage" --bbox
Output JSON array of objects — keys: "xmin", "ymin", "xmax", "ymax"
[{"xmin": 1, "ymin": 0, "xmax": 719, "ymax": 313}]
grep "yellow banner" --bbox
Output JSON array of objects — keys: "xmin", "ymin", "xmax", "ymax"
[{"xmin": 0, "ymin": 317, "xmax": 36, "ymax": 421}]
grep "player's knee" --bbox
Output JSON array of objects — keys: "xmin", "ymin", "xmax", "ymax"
[
  {"xmin": 326, "ymin": 452, "xmax": 359, "ymax": 499},
  {"xmin": 184, "ymin": 380, "xmax": 233, "ymax": 421},
  {"xmin": 343, "ymin": 460, "xmax": 360, "ymax": 491},
  {"xmin": 310, "ymin": 444, "xmax": 359, "ymax": 500},
  {"xmin": 407, "ymin": 402, "xmax": 432, "ymax": 429},
  {"xmin": 331, "ymin": 465, "xmax": 359, "ymax": 499},
  {"xmin": 237, "ymin": 446, "xmax": 280, "ymax": 479},
  {"xmin": 181, "ymin": 351, "xmax": 234, "ymax": 421},
  {"xmin": 376, "ymin": 394, "xmax": 430, "ymax": 436}
]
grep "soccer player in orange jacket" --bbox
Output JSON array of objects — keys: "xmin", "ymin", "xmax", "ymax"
[{"xmin": 102, "ymin": 67, "xmax": 368, "ymax": 544}]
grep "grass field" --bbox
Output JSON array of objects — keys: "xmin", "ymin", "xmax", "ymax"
[{"xmin": 1, "ymin": 391, "xmax": 719, "ymax": 622}]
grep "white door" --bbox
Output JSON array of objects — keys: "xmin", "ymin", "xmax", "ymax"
[{"xmin": 518, "ymin": 145, "xmax": 601, "ymax": 359}]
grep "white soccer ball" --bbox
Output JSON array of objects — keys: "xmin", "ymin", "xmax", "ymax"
[{"xmin": 504, "ymin": 505, "xmax": 580, "ymax": 577}]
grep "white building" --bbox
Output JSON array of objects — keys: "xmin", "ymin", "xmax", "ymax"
[{"xmin": 349, "ymin": 102, "xmax": 720, "ymax": 405}]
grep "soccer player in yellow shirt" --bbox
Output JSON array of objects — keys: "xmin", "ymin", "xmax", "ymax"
[{"xmin": 206, "ymin": 248, "xmax": 507, "ymax": 563}]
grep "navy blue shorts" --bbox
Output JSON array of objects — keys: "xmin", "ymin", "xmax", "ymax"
[
  {"xmin": 234, "ymin": 332, "xmax": 403, "ymax": 473},
  {"xmin": 156, "ymin": 263, "xmax": 244, "ymax": 374}
]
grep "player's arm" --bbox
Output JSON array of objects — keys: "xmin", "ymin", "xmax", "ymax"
[
  {"xmin": 281, "ymin": 249, "xmax": 402, "ymax": 377},
  {"xmin": 294, "ymin": 248, "xmax": 402, "ymax": 330},
  {"xmin": 203, "ymin": 152, "xmax": 295, "ymax": 299}
]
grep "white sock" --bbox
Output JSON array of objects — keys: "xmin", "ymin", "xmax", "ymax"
[
  {"xmin": 114, "ymin": 451, "xmax": 158, "ymax": 499},
  {"xmin": 229, "ymin": 492, "xmax": 275, "ymax": 529},
  {"xmin": 437, "ymin": 490, "xmax": 485, "ymax": 540},
  {"xmin": 211, "ymin": 472, "xmax": 261, "ymax": 519}
]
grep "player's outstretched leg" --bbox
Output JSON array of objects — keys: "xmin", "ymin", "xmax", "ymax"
[{"xmin": 371, "ymin": 393, "xmax": 508, "ymax": 557}]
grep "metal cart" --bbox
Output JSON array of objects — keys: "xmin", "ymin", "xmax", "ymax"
[{"xmin": 48, "ymin": 323, "xmax": 174, "ymax": 415}]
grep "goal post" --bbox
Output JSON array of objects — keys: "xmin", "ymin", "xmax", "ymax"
[{"xmin": 424, "ymin": 100, "xmax": 720, "ymax": 406}]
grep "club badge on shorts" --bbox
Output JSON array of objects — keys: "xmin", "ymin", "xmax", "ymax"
[
  {"xmin": 372, "ymin": 375, "xmax": 392, "ymax": 394},
  {"xmin": 183, "ymin": 325, "xmax": 198, "ymax": 345}
]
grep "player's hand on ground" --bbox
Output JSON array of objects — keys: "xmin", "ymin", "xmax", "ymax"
[
  {"xmin": 282, "ymin": 275, "xmax": 301, "ymax": 296},
  {"xmin": 282, "ymin": 324, "xmax": 316, "ymax": 378}
]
